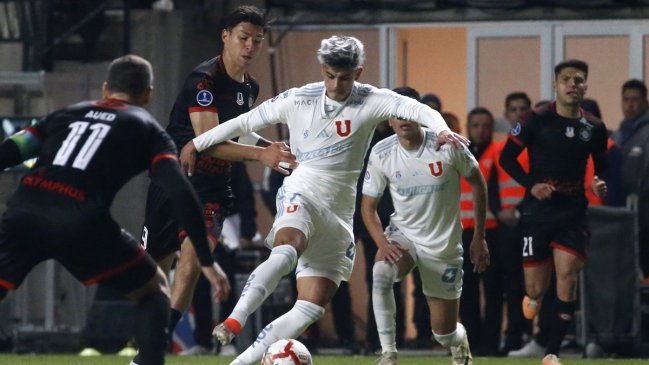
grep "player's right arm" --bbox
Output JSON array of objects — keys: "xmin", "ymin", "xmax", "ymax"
[
  {"xmin": 0, "ymin": 127, "xmax": 42, "ymax": 170},
  {"xmin": 360, "ymin": 151, "xmax": 407, "ymax": 264}
]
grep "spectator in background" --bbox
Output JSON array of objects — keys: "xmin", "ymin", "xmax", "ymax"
[
  {"xmin": 421, "ymin": 93, "xmax": 442, "ymax": 112},
  {"xmin": 494, "ymin": 92, "xmax": 532, "ymax": 140},
  {"xmin": 442, "ymin": 112, "xmax": 462, "ymax": 134},
  {"xmin": 458, "ymin": 107, "xmax": 502, "ymax": 356},
  {"xmin": 616, "ymin": 79, "xmax": 649, "ymax": 281}
]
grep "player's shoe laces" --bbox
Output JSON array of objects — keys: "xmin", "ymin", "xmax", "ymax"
[
  {"xmin": 451, "ymin": 334, "xmax": 473, "ymax": 365},
  {"xmin": 376, "ymin": 351, "xmax": 397, "ymax": 365},
  {"xmin": 507, "ymin": 339, "xmax": 546, "ymax": 357},
  {"xmin": 542, "ymin": 354, "xmax": 562, "ymax": 365},
  {"xmin": 213, "ymin": 318, "xmax": 241, "ymax": 345},
  {"xmin": 522, "ymin": 296, "xmax": 540, "ymax": 320}
]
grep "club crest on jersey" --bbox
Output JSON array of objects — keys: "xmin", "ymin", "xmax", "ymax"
[
  {"xmin": 565, "ymin": 126, "xmax": 575, "ymax": 138},
  {"xmin": 429, "ymin": 161, "xmax": 443, "ymax": 176},
  {"xmin": 511, "ymin": 122, "xmax": 522, "ymax": 136},
  {"xmin": 236, "ymin": 92, "xmax": 244, "ymax": 106},
  {"xmin": 335, "ymin": 120, "xmax": 351, "ymax": 137},
  {"xmin": 196, "ymin": 90, "xmax": 213, "ymax": 106},
  {"xmin": 394, "ymin": 171, "xmax": 402, "ymax": 180},
  {"xmin": 578, "ymin": 127, "xmax": 592, "ymax": 141}
]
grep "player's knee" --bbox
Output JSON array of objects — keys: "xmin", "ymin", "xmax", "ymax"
[
  {"xmin": 270, "ymin": 244, "xmax": 298, "ymax": 274},
  {"xmin": 372, "ymin": 261, "xmax": 397, "ymax": 293}
]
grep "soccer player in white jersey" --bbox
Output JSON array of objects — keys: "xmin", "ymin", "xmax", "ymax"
[
  {"xmin": 179, "ymin": 35, "xmax": 469, "ymax": 365},
  {"xmin": 362, "ymin": 87, "xmax": 490, "ymax": 365}
]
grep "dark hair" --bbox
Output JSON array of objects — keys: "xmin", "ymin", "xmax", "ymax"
[
  {"xmin": 622, "ymin": 79, "xmax": 648, "ymax": 99},
  {"xmin": 106, "ymin": 54, "xmax": 152, "ymax": 98},
  {"xmin": 581, "ymin": 98, "xmax": 601, "ymax": 119},
  {"xmin": 421, "ymin": 93, "xmax": 442, "ymax": 111},
  {"xmin": 467, "ymin": 106, "xmax": 494, "ymax": 124},
  {"xmin": 534, "ymin": 99, "xmax": 551, "ymax": 108},
  {"xmin": 392, "ymin": 86, "xmax": 420, "ymax": 101},
  {"xmin": 223, "ymin": 5, "xmax": 270, "ymax": 33},
  {"xmin": 554, "ymin": 59, "xmax": 588, "ymax": 80},
  {"xmin": 505, "ymin": 92, "xmax": 531, "ymax": 109}
]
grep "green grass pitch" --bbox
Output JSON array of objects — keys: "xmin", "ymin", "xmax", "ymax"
[{"xmin": 0, "ymin": 355, "xmax": 647, "ymax": 365}]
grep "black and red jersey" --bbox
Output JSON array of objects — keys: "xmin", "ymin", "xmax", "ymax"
[
  {"xmin": 10, "ymin": 98, "xmax": 176, "ymax": 214},
  {"xmin": 166, "ymin": 56, "xmax": 259, "ymax": 189},
  {"xmin": 500, "ymin": 102, "xmax": 608, "ymax": 221}
]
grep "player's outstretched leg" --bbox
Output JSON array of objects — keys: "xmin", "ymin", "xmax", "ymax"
[
  {"xmin": 372, "ymin": 260, "xmax": 399, "ymax": 364},
  {"xmin": 434, "ymin": 323, "xmax": 472, "ymax": 365},
  {"xmin": 230, "ymin": 300, "xmax": 325, "ymax": 365},
  {"xmin": 214, "ymin": 244, "xmax": 298, "ymax": 345}
]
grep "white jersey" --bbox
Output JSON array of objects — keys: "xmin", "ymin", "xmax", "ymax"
[
  {"xmin": 363, "ymin": 130, "xmax": 478, "ymax": 259},
  {"xmin": 194, "ymin": 82, "xmax": 450, "ymax": 225}
]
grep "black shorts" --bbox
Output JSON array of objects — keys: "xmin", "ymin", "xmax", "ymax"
[
  {"xmin": 520, "ymin": 217, "xmax": 590, "ymax": 267},
  {"xmin": 141, "ymin": 182, "xmax": 227, "ymax": 260},
  {"xmin": 0, "ymin": 207, "xmax": 158, "ymax": 294}
]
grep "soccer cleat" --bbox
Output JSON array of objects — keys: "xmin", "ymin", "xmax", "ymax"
[
  {"xmin": 376, "ymin": 351, "xmax": 397, "ymax": 365},
  {"xmin": 213, "ymin": 318, "xmax": 241, "ymax": 345},
  {"xmin": 450, "ymin": 333, "xmax": 473, "ymax": 365},
  {"xmin": 508, "ymin": 340, "xmax": 546, "ymax": 357},
  {"xmin": 522, "ymin": 296, "xmax": 540, "ymax": 320},
  {"xmin": 542, "ymin": 354, "xmax": 563, "ymax": 365}
]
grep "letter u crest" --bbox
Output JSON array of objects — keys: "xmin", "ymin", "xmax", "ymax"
[
  {"xmin": 335, "ymin": 120, "xmax": 351, "ymax": 137},
  {"xmin": 429, "ymin": 161, "xmax": 443, "ymax": 176}
]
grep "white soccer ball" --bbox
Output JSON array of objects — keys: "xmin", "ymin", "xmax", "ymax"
[{"xmin": 261, "ymin": 338, "xmax": 313, "ymax": 365}]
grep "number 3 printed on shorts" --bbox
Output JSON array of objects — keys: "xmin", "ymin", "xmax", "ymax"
[
  {"xmin": 522, "ymin": 236, "xmax": 534, "ymax": 257},
  {"xmin": 53, "ymin": 121, "xmax": 111, "ymax": 170}
]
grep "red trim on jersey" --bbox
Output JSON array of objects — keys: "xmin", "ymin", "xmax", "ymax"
[
  {"xmin": 523, "ymin": 257, "xmax": 552, "ymax": 268},
  {"xmin": 189, "ymin": 106, "xmax": 218, "ymax": 114},
  {"xmin": 550, "ymin": 242, "xmax": 586, "ymax": 261},
  {"xmin": 508, "ymin": 134, "xmax": 525, "ymax": 147},
  {"xmin": 151, "ymin": 153, "xmax": 178, "ymax": 168},
  {"xmin": 0, "ymin": 278, "xmax": 17, "ymax": 290},
  {"xmin": 82, "ymin": 245, "xmax": 146, "ymax": 285}
]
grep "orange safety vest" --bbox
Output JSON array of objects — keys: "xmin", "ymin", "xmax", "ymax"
[
  {"xmin": 460, "ymin": 141, "xmax": 498, "ymax": 230},
  {"xmin": 584, "ymin": 137, "xmax": 615, "ymax": 206},
  {"xmin": 494, "ymin": 139, "xmax": 528, "ymax": 210}
]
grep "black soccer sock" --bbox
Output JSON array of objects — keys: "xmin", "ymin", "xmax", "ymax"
[
  {"xmin": 535, "ymin": 296, "xmax": 554, "ymax": 347},
  {"xmin": 545, "ymin": 299, "xmax": 576, "ymax": 356},
  {"xmin": 168, "ymin": 308, "xmax": 183, "ymax": 335},
  {"xmin": 135, "ymin": 292, "xmax": 170, "ymax": 365}
]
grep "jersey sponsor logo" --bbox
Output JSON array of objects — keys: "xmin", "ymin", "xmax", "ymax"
[
  {"xmin": 429, "ymin": 161, "xmax": 443, "ymax": 176},
  {"xmin": 335, "ymin": 120, "xmax": 351, "ymax": 137},
  {"xmin": 511, "ymin": 122, "xmax": 522, "ymax": 136},
  {"xmin": 565, "ymin": 126, "xmax": 575, "ymax": 138},
  {"xmin": 294, "ymin": 99, "xmax": 316, "ymax": 106},
  {"xmin": 196, "ymin": 90, "xmax": 213, "ymax": 106},
  {"xmin": 578, "ymin": 126, "xmax": 592, "ymax": 141},
  {"xmin": 236, "ymin": 92, "xmax": 244, "ymax": 106}
]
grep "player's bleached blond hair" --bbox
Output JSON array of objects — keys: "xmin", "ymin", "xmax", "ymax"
[{"xmin": 317, "ymin": 35, "xmax": 365, "ymax": 70}]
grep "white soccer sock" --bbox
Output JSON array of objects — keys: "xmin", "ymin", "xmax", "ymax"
[
  {"xmin": 372, "ymin": 260, "xmax": 399, "ymax": 353},
  {"xmin": 234, "ymin": 300, "xmax": 325, "ymax": 364},
  {"xmin": 230, "ymin": 245, "xmax": 298, "ymax": 327},
  {"xmin": 433, "ymin": 322, "xmax": 466, "ymax": 348}
]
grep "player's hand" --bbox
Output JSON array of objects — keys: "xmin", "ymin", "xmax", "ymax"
[
  {"xmin": 592, "ymin": 175, "xmax": 607, "ymax": 197},
  {"xmin": 530, "ymin": 182, "xmax": 555, "ymax": 200},
  {"xmin": 201, "ymin": 262, "xmax": 231, "ymax": 303},
  {"xmin": 435, "ymin": 130, "xmax": 470, "ymax": 151},
  {"xmin": 497, "ymin": 207, "xmax": 520, "ymax": 228},
  {"xmin": 469, "ymin": 237, "xmax": 490, "ymax": 273},
  {"xmin": 377, "ymin": 242, "xmax": 409, "ymax": 265},
  {"xmin": 180, "ymin": 140, "xmax": 198, "ymax": 177},
  {"xmin": 258, "ymin": 142, "xmax": 297, "ymax": 175}
]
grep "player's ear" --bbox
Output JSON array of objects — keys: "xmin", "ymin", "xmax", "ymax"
[
  {"xmin": 141, "ymin": 86, "xmax": 153, "ymax": 106},
  {"xmin": 101, "ymin": 82, "xmax": 109, "ymax": 99},
  {"xmin": 354, "ymin": 67, "xmax": 363, "ymax": 81}
]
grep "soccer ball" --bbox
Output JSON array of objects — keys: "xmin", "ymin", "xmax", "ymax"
[{"xmin": 261, "ymin": 338, "xmax": 312, "ymax": 365}]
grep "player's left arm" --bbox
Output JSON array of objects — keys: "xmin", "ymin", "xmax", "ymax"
[
  {"xmin": 0, "ymin": 127, "xmax": 42, "ymax": 171},
  {"xmin": 591, "ymin": 125, "xmax": 609, "ymax": 198}
]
